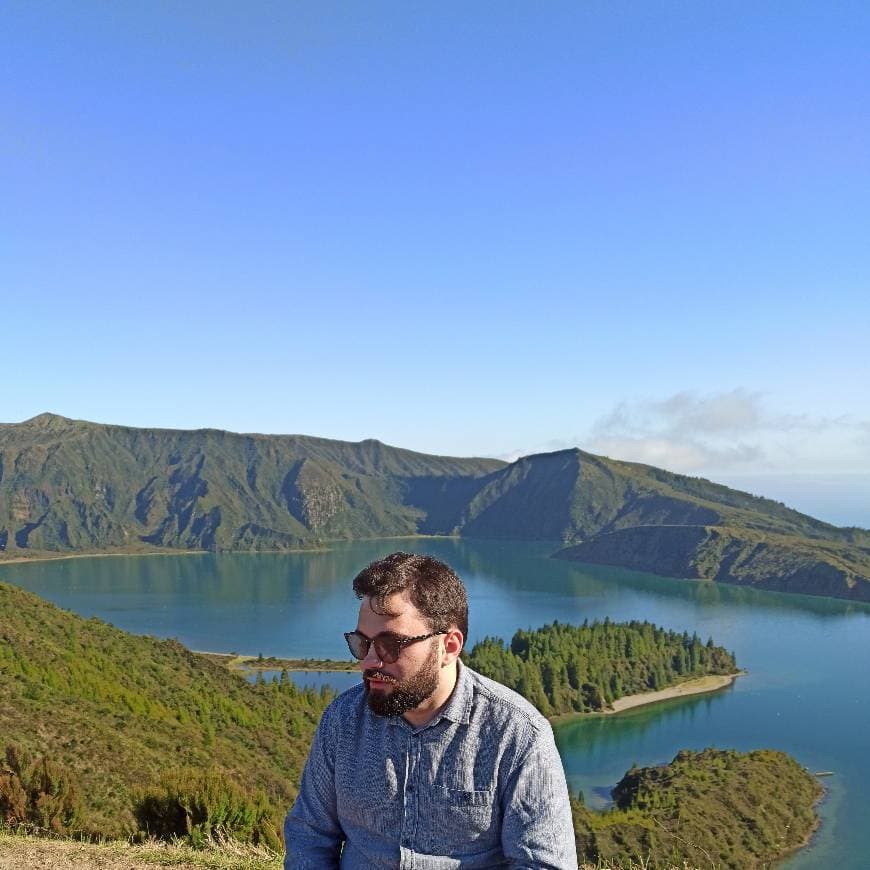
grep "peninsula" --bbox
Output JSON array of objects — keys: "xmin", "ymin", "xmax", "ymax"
[{"xmin": 463, "ymin": 619, "xmax": 739, "ymax": 717}]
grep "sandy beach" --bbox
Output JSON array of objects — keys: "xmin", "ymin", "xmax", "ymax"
[
  {"xmin": 549, "ymin": 672, "xmax": 744, "ymax": 723},
  {"xmin": 605, "ymin": 672, "xmax": 743, "ymax": 714}
]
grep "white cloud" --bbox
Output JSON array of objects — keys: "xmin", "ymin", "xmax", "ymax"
[
  {"xmin": 653, "ymin": 389, "xmax": 763, "ymax": 434},
  {"xmin": 584, "ymin": 390, "xmax": 770, "ymax": 471},
  {"xmin": 585, "ymin": 435, "xmax": 762, "ymax": 473},
  {"xmin": 495, "ymin": 390, "xmax": 869, "ymax": 475},
  {"xmin": 591, "ymin": 389, "xmax": 833, "ymax": 440}
]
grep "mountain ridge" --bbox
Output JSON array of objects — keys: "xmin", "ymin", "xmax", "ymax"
[{"xmin": 1, "ymin": 414, "xmax": 867, "ymax": 602}]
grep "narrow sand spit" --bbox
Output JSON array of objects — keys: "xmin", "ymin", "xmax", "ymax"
[
  {"xmin": 606, "ymin": 672, "xmax": 742, "ymax": 714},
  {"xmin": 548, "ymin": 672, "xmax": 743, "ymax": 724}
]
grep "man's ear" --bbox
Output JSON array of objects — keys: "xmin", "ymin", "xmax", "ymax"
[{"xmin": 442, "ymin": 628, "xmax": 464, "ymax": 664}]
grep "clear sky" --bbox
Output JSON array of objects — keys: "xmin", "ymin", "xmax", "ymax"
[{"xmin": 3, "ymin": 2, "xmax": 868, "ymax": 524}]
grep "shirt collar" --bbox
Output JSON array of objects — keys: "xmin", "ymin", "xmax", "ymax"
[{"xmin": 438, "ymin": 657, "xmax": 473, "ymax": 725}]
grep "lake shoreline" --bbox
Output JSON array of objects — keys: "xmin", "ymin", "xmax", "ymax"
[
  {"xmin": 549, "ymin": 672, "xmax": 745, "ymax": 723},
  {"xmin": 195, "ymin": 651, "xmax": 359, "ymax": 672},
  {"xmin": 0, "ymin": 548, "xmax": 206, "ymax": 566},
  {"xmin": 0, "ymin": 535, "xmax": 462, "ymax": 567}
]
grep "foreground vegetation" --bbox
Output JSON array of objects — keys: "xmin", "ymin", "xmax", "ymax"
[
  {"xmin": 464, "ymin": 619, "xmax": 737, "ymax": 716},
  {"xmin": 0, "ymin": 582, "xmax": 330, "ymax": 839},
  {"xmin": 0, "ymin": 746, "xmax": 821, "ymax": 870}
]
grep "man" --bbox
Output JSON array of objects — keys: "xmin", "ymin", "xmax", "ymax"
[{"xmin": 284, "ymin": 551, "xmax": 577, "ymax": 869}]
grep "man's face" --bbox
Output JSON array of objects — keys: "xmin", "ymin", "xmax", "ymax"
[{"xmin": 356, "ymin": 590, "xmax": 442, "ymax": 717}]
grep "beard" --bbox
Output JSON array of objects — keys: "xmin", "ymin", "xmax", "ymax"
[{"xmin": 364, "ymin": 642, "xmax": 440, "ymax": 717}]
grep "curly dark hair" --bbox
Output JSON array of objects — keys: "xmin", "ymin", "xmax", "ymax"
[{"xmin": 352, "ymin": 552, "xmax": 468, "ymax": 640}]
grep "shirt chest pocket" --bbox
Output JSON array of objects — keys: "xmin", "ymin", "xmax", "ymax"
[{"xmin": 419, "ymin": 786, "xmax": 497, "ymax": 855}]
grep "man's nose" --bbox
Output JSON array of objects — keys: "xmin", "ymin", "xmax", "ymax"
[{"xmin": 361, "ymin": 643, "xmax": 384, "ymax": 668}]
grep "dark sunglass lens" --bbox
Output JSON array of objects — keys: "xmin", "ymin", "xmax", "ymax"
[
  {"xmin": 374, "ymin": 635, "xmax": 400, "ymax": 663},
  {"xmin": 345, "ymin": 632, "xmax": 369, "ymax": 660}
]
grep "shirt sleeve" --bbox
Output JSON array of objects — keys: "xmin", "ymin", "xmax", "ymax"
[
  {"xmin": 283, "ymin": 702, "xmax": 345, "ymax": 870},
  {"xmin": 499, "ymin": 720, "xmax": 578, "ymax": 870}
]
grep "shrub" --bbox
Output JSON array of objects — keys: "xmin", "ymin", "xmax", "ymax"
[
  {"xmin": 133, "ymin": 767, "xmax": 281, "ymax": 850},
  {"xmin": 0, "ymin": 744, "xmax": 85, "ymax": 835}
]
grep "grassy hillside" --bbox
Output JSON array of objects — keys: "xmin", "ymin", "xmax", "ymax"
[
  {"xmin": 1, "ymin": 413, "xmax": 868, "ymax": 602},
  {"xmin": 457, "ymin": 447, "xmax": 870, "ymax": 546},
  {"xmin": 0, "ymin": 831, "xmax": 282, "ymax": 869},
  {"xmin": 0, "ymin": 581, "xmax": 331, "ymax": 838}
]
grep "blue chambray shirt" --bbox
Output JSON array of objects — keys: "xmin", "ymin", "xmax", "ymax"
[{"xmin": 284, "ymin": 660, "xmax": 577, "ymax": 869}]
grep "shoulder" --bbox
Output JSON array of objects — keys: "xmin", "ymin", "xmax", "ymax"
[
  {"xmin": 464, "ymin": 665, "xmax": 551, "ymax": 740},
  {"xmin": 324, "ymin": 681, "xmax": 366, "ymax": 715},
  {"xmin": 317, "ymin": 682, "xmax": 366, "ymax": 733}
]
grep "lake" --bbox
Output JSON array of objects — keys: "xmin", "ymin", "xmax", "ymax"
[{"xmin": 3, "ymin": 538, "xmax": 868, "ymax": 868}]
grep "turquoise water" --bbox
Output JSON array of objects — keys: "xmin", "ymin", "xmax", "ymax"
[
  {"xmin": 3, "ymin": 538, "xmax": 868, "ymax": 868},
  {"xmin": 245, "ymin": 669, "xmax": 361, "ymax": 693}
]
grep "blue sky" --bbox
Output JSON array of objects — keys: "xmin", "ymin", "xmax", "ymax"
[{"xmin": 3, "ymin": 2, "xmax": 868, "ymax": 524}]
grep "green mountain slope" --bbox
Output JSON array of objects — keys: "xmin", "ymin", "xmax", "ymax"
[
  {"xmin": 1, "ymin": 414, "xmax": 867, "ymax": 602},
  {"xmin": 0, "ymin": 413, "xmax": 502, "ymax": 554},
  {"xmin": 456, "ymin": 448, "xmax": 870, "ymax": 600},
  {"xmin": 460, "ymin": 447, "xmax": 868, "ymax": 546},
  {"xmin": 0, "ymin": 581, "xmax": 332, "ymax": 838},
  {"xmin": 555, "ymin": 524, "xmax": 870, "ymax": 602}
]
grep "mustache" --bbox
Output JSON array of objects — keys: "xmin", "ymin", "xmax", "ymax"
[{"xmin": 364, "ymin": 669, "xmax": 397, "ymax": 683}]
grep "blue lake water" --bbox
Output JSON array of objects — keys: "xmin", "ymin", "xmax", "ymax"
[
  {"xmin": 245, "ymin": 669, "xmax": 361, "ymax": 693},
  {"xmin": 3, "ymin": 538, "xmax": 868, "ymax": 868}
]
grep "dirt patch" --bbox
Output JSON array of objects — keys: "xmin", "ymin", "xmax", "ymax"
[{"xmin": 0, "ymin": 834, "xmax": 280, "ymax": 870}]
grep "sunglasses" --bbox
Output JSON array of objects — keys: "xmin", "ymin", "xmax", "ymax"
[{"xmin": 344, "ymin": 629, "xmax": 445, "ymax": 664}]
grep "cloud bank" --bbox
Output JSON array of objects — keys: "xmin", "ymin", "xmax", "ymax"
[{"xmin": 498, "ymin": 389, "xmax": 868, "ymax": 475}]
